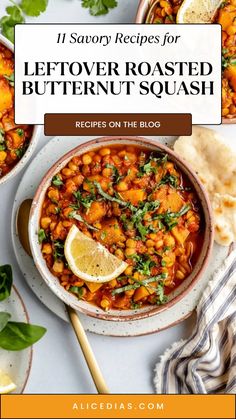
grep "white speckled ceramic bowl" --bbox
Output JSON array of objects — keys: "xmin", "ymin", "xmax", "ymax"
[
  {"xmin": 0, "ymin": 285, "xmax": 32, "ymax": 393},
  {"xmin": 0, "ymin": 34, "xmax": 40, "ymax": 186},
  {"xmin": 28, "ymin": 136, "xmax": 214, "ymax": 322},
  {"xmin": 135, "ymin": 0, "xmax": 236, "ymax": 125}
]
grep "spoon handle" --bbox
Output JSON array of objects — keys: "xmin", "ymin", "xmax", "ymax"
[{"xmin": 66, "ymin": 306, "xmax": 110, "ymax": 394}]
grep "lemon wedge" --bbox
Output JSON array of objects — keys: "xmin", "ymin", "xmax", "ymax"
[
  {"xmin": 65, "ymin": 225, "xmax": 128, "ymax": 283},
  {"xmin": 177, "ymin": 0, "xmax": 222, "ymax": 23},
  {"xmin": 0, "ymin": 370, "xmax": 16, "ymax": 394}
]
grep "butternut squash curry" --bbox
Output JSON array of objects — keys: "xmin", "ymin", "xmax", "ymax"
[
  {"xmin": 39, "ymin": 145, "xmax": 203, "ymax": 311},
  {"xmin": 148, "ymin": 0, "xmax": 236, "ymax": 120},
  {"xmin": 0, "ymin": 43, "xmax": 32, "ymax": 179}
]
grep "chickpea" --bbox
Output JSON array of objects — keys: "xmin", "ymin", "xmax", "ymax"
[
  {"xmin": 72, "ymin": 175, "xmax": 84, "ymax": 186},
  {"xmin": 176, "ymin": 270, "xmax": 185, "ymax": 280},
  {"xmin": 125, "ymin": 289, "xmax": 135, "ymax": 297},
  {"xmin": 93, "ymin": 221, "xmax": 102, "ymax": 229},
  {"xmin": 162, "ymin": 256, "xmax": 174, "ymax": 268},
  {"xmin": 62, "ymin": 168, "xmax": 73, "ymax": 178},
  {"xmin": 146, "ymin": 239, "xmax": 155, "ymax": 248},
  {"xmin": 116, "ymin": 181, "xmax": 129, "ymax": 192},
  {"xmin": 41, "ymin": 217, "xmax": 51, "ymax": 229},
  {"xmin": 155, "ymin": 239, "xmax": 164, "ymax": 249},
  {"xmin": 68, "ymin": 162, "xmax": 78, "ymax": 171},
  {"xmin": 102, "ymin": 167, "xmax": 112, "ymax": 178},
  {"xmin": 93, "ymin": 155, "xmax": 101, "ymax": 163},
  {"xmin": 115, "ymin": 248, "xmax": 125, "ymax": 260},
  {"xmin": 74, "ymin": 280, "xmax": 84, "ymax": 287},
  {"xmin": 62, "ymin": 221, "xmax": 72, "ymax": 228},
  {"xmin": 164, "ymin": 235, "xmax": 175, "ymax": 248},
  {"xmin": 48, "ymin": 188, "xmax": 60, "ymax": 202},
  {"xmin": 149, "ymin": 233, "xmax": 158, "ymax": 241},
  {"xmin": 0, "ymin": 151, "xmax": 7, "ymax": 161},
  {"xmin": 47, "ymin": 204, "xmax": 57, "ymax": 215},
  {"xmin": 125, "ymin": 266, "xmax": 133, "ymax": 276},
  {"xmin": 53, "ymin": 260, "xmax": 64, "ymax": 273},
  {"xmin": 126, "ymin": 239, "xmax": 136, "ymax": 248},
  {"xmin": 50, "ymin": 222, "xmax": 57, "ymax": 231},
  {"xmin": 42, "ymin": 243, "xmax": 52, "ymax": 254},
  {"xmin": 99, "ymin": 148, "xmax": 111, "ymax": 157},
  {"xmin": 82, "ymin": 154, "xmax": 92, "ymax": 165},
  {"xmin": 147, "ymin": 247, "xmax": 155, "ymax": 255},
  {"xmin": 100, "ymin": 298, "xmax": 110, "ymax": 310},
  {"xmin": 109, "ymin": 279, "xmax": 117, "ymax": 288},
  {"xmin": 125, "ymin": 248, "xmax": 136, "ymax": 257}
]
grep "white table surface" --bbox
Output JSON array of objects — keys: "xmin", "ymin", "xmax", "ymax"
[{"xmin": 0, "ymin": 0, "xmax": 235, "ymax": 394}]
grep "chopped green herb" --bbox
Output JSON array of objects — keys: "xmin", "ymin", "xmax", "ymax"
[
  {"xmin": 52, "ymin": 175, "xmax": 64, "ymax": 187},
  {"xmin": 157, "ymin": 174, "xmax": 179, "ymax": 189},
  {"xmin": 130, "ymin": 302, "xmax": 141, "ymax": 310},
  {"xmin": 154, "ymin": 204, "xmax": 191, "ymax": 231},
  {"xmin": 105, "ymin": 164, "xmax": 123, "ymax": 184},
  {"xmin": 53, "ymin": 240, "xmax": 64, "ymax": 260},
  {"xmin": 73, "ymin": 190, "xmax": 95, "ymax": 210},
  {"xmin": 16, "ymin": 128, "xmax": 24, "ymax": 137},
  {"xmin": 69, "ymin": 211, "xmax": 99, "ymax": 231},
  {"xmin": 138, "ymin": 153, "xmax": 168, "ymax": 177},
  {"xmin": 38, "ymin": 229, "xmax": 46, "ymax": 243},
  {"xmin": 101, "ymin": 231, "xmax": 107, "ymax": 240},
  {"xmin": 4, "ymin": 72, "xmax": 14, "ymax": 87},
  {"xmin": 129, "ymin": 254, "xmax": 155, "ymax": 276},
  {"xmin": 69, "ymin": 286, "xmax": 84, "ymax": 298},
  {"xmin": 0, "ymin": 265, "xmax": 12, "ymax": 302}
]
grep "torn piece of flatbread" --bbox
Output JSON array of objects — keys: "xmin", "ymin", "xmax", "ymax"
[
  {"xmin": 174, "ymin": 126, "xmax": 236, "ymax": 197},
  {"xmin": 212, "ymin": 194, "xmax": 236, "ymax": 246}
]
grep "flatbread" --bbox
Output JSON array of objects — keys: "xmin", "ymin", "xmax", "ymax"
[
  {"xmin": 174, "ymin": 126, "xmax": 236, "ymax": 197},
  {"xmin": 174, "ymin": 127, "xmax": 236, "ymax": 246},
  {"xmin": 212, "ymin": 194, "xmax": 236, "ymax": 246}
]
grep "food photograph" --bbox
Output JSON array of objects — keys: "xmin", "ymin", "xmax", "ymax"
[{"xmin": 0, "ymin": 0, "xmax": 235, "ymax": 404}]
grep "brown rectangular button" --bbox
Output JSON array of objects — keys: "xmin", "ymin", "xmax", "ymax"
[{"xmin": 44, "ymin": 113, "xmax": 192, "ymax": 136}]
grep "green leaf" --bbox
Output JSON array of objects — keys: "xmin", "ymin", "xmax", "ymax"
[
  {"xmin": 82, "ymin": 0, "xmax": 117, "ymax": 16},
  {"xmin": 4, "ymin": 73, "xmax": 14, "ymax": 87},
  {"xmin": 0, "ymin": 6, "xmax": 25, "ymax": 43},
  {"xmin": 38, "ymin": 228, "xmax": 46, "ymax": 243},
  {"xmin": 69, "ymin": 286, "xmax": 84, "ymax": 298},
  {"xmin": 0, "ymin": 265, "xmax": 13, "ymax": 302},
  {"xmin": 20, "ymin": 0, "xmax": 48, "ymax": 17},
  {"xmin": 52, "ymin": 175, "xmax": 63, "ymax": 187},
  {"xmin": 0, "ymin": 312, "xmax": 11, "ymax": 332},
  {"xmin": 0, "ymin": 322, "xmax": 46, "ymax": 351}
]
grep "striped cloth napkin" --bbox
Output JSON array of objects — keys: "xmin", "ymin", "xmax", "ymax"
[{"xmin": 154, "ymin": 249, "xmax": 236, "ymax": 394}]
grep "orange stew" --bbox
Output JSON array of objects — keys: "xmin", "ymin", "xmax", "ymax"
[
  {"xmin": 149, "ymin": 0, "xmax": 236, "ymax": 120},
  {"xmin": 39, "ymin": 145, "xmax": 203, "ymax": 311},
  {"xmin": 0, "ymin": 43, "xmax": 32, "ymax": 179}
]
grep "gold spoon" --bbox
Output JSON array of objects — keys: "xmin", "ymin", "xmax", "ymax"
[{"xmin": 16, "ymin": 199, "xmax": 109, "ymax": 394}]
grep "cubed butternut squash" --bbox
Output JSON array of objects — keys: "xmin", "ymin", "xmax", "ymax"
[
  {"xmin": 94, "ymin": 218, "xmax": 126, "ymax": 245},
  {"xmin": 161, "ymin": 191, "xmax": 185, "ymax": 212},
  {"xmin": 119, "ymin": 189, "xmax": 146, "ymax": 206},
  {"xmin": 224, "ymin": 65, "xmax": 236, "ymax": 92},
  {"xmin": 85, "ymin": 282, "xmax": 103, "ymax": 293},
  {"xmin": 83, "ymin": 201, "xmax": 106, "ymax": 224},
  {"xmin": 0, "ymin": 79, "xmax": 12, "ymax": 114},
  {"xmin": 218, "ymin": 9, "xmax": 235, "ymax": 31},
  {"xmin": 172, "ymin": 226, "xmax": 190, "ymax": 244}
]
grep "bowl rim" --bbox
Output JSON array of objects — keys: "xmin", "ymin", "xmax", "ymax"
[
  {"xmin": 0, "ymin": 33, "xmax": 40, "ymax": 186},
  {"xmin": 29, "ymin": 136, "xmax": 214, "ymax": 322},
  {"xmin": 135, "ymin": 0, "xmax": 236, "ymax": 125}
]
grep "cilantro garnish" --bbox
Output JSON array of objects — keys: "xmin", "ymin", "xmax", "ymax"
[{"xmin": 82, "ymin": 0, "xmax": 118, "ymax": 16}]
